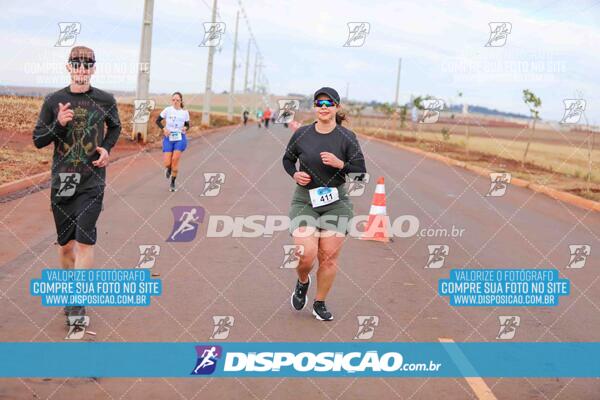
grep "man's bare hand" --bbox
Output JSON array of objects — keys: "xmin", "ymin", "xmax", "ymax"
[
  {"xmin": 92, "ymin": 147, "xmax": 109, "ymax": 168},
  {"xmin": 57, "ymin": 102, "xmax": 74, "ymax": 127}
]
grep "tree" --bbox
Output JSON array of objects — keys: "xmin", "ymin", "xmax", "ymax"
[
  {"xmin": 348, "ymin": 103, "xmax": 366, "ymax": 127},
  {"xmin": 522, "ymin": 89, "xmax": 542, "ymax": 166},
  {"xmin": 457, "ymin": 91, "xmax": 471, "ymax": 155},
  {"xmin": 377, "ymin": 102, "xmax": 395, "ymax": 136},
  {"xmin": 411, "ymin": 95, "xmax": 434, "ymax": 141},
  {"xmin": 399, "ymin": 105, "xmax": 408, "ymax": 129}
]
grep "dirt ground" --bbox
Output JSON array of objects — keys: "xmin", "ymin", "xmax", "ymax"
[{"xmin": 0, "ymin": 95, "xmax": 238, "ymax": 186}]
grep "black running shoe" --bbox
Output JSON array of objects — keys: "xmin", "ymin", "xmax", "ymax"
[
  {"xmin": 165, "ymin": 168, "xmax": 171, "ymax": 179},
  {"xmin": 290, "ymin": 275, "xmax": 311, "ymax": 311},
  {"xmin": 169, "ymin": 178, "xmax": 176, "ymax": 192},
  {"xmin": 312, "ymin": 301, "xmax": 333, "ymax": 321}
]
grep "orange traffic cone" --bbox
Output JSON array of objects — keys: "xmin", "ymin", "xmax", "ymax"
[{"xmin": 360, "ymin": 177, "xmax": 391, "ymax": 242}]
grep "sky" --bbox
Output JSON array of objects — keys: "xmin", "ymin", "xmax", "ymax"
[{"xmin": 1, "ymin": 0, "xmax": 599, "ymax": 123}]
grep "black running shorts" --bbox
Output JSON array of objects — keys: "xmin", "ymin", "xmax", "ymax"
[{"xmin": 50, "ymin": 186, "xmax": 104, "ymax": 246}]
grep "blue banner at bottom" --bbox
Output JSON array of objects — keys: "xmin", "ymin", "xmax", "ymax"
[{"xmin": 1, "ymin": 342, "xmax": 599, "ymax": 378}]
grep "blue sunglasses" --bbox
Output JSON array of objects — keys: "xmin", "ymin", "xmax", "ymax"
[{"xmin": 314, "ymin": 99, "xmax": 337, "ymax": 108}]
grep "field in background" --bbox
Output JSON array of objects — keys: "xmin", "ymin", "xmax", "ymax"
[
  {"xmin": 357, "ymin": 126, "xmax": 600, "ymax": 201},
  {"xmin": 118, "ymin": 92, "xmax": 302, "ymax": 117},
  {"xmin": 0, "ymin": 95, "xmax": 238, "ymax": 186},
  {"xmin": 1, "ymin": 94, "xmax": 598, "ymax": 202},
  {"xmin": 352, "ymin": 113, "xmax": 594, "ymax": 147},
  {"xmin": 293, "ymin": 110, "xmax": 599, "ymax": 201}
]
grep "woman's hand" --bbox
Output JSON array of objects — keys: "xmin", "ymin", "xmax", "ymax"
[
  {"xmin": 163, "ymin": 128, "xmax": 169, "ymax": 137},
  {"xmin": 293, "ymin": 171, "xmax": 311, "ymax": 186},
  {"xmin": 320, "ymin": 152, "xmax": 344, "ymax": 169}
]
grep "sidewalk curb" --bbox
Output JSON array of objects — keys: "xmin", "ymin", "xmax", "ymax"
[
  {"xmin": 0, "ymin": 124, "xmax": 237, "ymax": 198},
  {"xmin": 359, "ymin": 133, "xmax": 600, "ymax": 213}
]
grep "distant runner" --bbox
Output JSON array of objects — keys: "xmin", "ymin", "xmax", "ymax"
[
  {"xmin": 263, "ymin": 107, "xmax": 272, "ymax": 128},
  {"xmin": 283, "ymin": 87, "xmax": 366, "ymax": 321},
  {"xmin": 156, "ymin": 92, "xmax": 190, "ymax": 192},
  {"xmin": 256, "ymin": 109, "xmax": 263, "ymax": 128},
  {"xmin": 242, "ymin": 109, "xmax": 249, "ymax": 125},
  {"xmin": 32, "ymin": 46, "xmax": 121, "ymax": 323}
]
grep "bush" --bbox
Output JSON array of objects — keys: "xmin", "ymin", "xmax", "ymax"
[{"xmin": 441, "ymin": 128, "xmax": 450, "ymax": 141}]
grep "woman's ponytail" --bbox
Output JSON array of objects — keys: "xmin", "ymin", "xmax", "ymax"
[{"xmin": 335, "ymin": 109, "xmax": 347, "ymax": 125}]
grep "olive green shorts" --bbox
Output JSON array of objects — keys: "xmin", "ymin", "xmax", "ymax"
[{"xmin": 288, "ymin": 184, "xmax": 354, "ymax": 234}]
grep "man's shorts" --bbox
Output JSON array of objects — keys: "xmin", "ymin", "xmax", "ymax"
[
  {"xmin": 288, "ymin": 184, "xmax": 353, "ymax": 235},
  {"xmin": 162, "ymin": 134, "xmax": 188, "ymax": 153},
  {"xmin": 50, "ymin": 186, "xmax": 104, "ymax": 246}
]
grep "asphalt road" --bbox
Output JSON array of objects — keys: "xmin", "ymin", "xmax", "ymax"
[{"xmin": 0, "ymin": 122, "xmax": 599, "ymax": 399}]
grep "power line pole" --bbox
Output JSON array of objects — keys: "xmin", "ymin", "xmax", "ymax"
[
  {"xmin": 243, "ymin": 38, "xmax": 251, "ymax": 93},
  {"xmin": 133, "ymin": 0, "xmax": 154, "ymax": 143},
  {"xmin": 394, "ymin": 57, "xmax": 402, "ymax": 106},
  {"xmin": 201, "ymin": 0, "xmax": 218, "ymax": 126},
  {"xmin": 252, "ymin": 51, "xmax": 258, "ymax": 93},
  {"xmin": 227, "ymin": 10, "xmax": 239, "ymax": 122},
  {"xmin": 252, "ymin": 53, "xmax": 259, "ymax": 114}
]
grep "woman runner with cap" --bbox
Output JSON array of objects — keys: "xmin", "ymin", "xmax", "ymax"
[{"xmin": 283, "ymin": 87, "xmax": 367, "ymax": 321}]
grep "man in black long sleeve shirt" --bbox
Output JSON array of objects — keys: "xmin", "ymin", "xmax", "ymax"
[
  {"xmin": 32, "ymin": 46, "xmax": 121, "ymax": 322},
  {"xmin": 33, "ymin": 85, "xmax": 121, "ymax": 190}
]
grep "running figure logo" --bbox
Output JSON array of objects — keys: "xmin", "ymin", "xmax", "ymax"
[
  {"xmin": 56, "ymin": 173, "xmax": 81, "ymax": 197},
  {"xmin": 201, "ymin": 173, "xmax": 225, "ymax": 197},
  {"xmin": 566, "ymin": 245, "xmax": 591, "ymax": 269},
  {"xmin": 191, "ymin": 345, "xmax": 222, "ymax": 375},
  {"xmin": 275, "ymin": 100, "xmax": 300, "ymax": 124},
  {"xmin": 210, "ymin": 316, "xmax": 234, "ymax": 340},
  {"xmin": 485, "ymin": 22, "xmax": 512, "ymax": 47},
  {"xmin": 420, "ymin": 99, "xmax": 445, "ymax": 124},
  {"xmin": 55, "ymin": 22, "xmax": 81, "ymax": 47},
  {"xmin": 486, "ymin": 172, "xmax": 511, "ymax": 197},
  {"xmin": 200, "ymin": 22, "xmax": 226, "ymax": 47},
  {"xmin": 344, "ymin": 22, "xmax": 370, "ymax": 47},
  {"xmin": 281, "ymin": 245, "xmax": 304, "ymax": 269},
  {"xmin": 560, "ymin": 99, "xmax": 586, "ymax": 124},
  {"xmin": 345, "ymin": 173, "xmax": 370, "ymax": 197},
  {"xmin": 497, "ymin": 316, "xmax": 520, "ymax": 340},
  {"xmin": 354, "ymin": 316, "xmax": 379, "ymax": 340},
  {"xmin": 133, "ymin": 100, "xmax": 155, "ymax": 124},
  {"xmin": 425, "ymin": 245, "xmax": 449, "ymax": 269},
  {"xmin": 167, "ymin": 206, "xmax": 205, "ymax": 242},
  {"xmin": 137, "ymin": 245, "xmax": 161, "ymax": 269}
]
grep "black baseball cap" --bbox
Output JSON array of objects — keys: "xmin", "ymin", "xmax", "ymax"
[{"xmin": 314, "ymin": 87, "xmax": 340, "ymax": 104}]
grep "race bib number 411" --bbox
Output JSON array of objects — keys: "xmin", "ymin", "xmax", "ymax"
[{"xmin": 309, "ymin": 187, "xmax": 339, "ymax": 208}]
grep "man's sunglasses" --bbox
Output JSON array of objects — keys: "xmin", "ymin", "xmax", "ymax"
[
  {"xmin": 314, "ymin": 99, "xmax": 337, "ymax": 108},
  {"xmin": 69, "ymin": 59, "xmax": 95, "ymax": 70}
]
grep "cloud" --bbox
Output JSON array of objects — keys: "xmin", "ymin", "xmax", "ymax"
[{"xmin": 0, "ymin": 0, "xmax": 598, "ymax": 122}]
